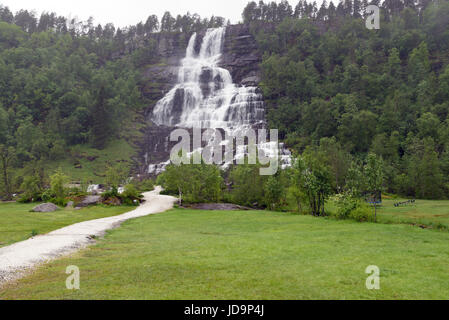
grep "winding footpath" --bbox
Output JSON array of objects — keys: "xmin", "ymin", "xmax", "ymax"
[{"xmin": 0, "ymin": 187, "xmax": 176, "ymax": 287}]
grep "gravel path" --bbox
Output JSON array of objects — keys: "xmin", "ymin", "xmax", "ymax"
[{"xmin": 0, "ymin": 187, "xmax": 176, "ymax": 287}]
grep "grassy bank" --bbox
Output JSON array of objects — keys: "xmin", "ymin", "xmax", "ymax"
[
  {"xmin": 0, "ymin": 202, "xmax": 132, "ymax": 248},
  {"xmin": 377, "ymin": 199, "xmax": 449, "ymax": 230},
  {"xmin": 2, "ymin": 209, "xmax": 448, "ymax": 300},
  {"xmin": 43, "ymin": 139, "xmax": 136, "ymax": 185},
  {"xmin": 326, "ymin": 198, "xmax": 449, "ymax": 230}
]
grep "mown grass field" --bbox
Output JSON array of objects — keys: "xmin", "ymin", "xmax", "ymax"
[
  {"xmin": 1, "ymin": 208, "xmax": 448, "ymax": 300},
  {"xmin": 0, "ymin": 202, "xmax": 131, "ymax": 248}
]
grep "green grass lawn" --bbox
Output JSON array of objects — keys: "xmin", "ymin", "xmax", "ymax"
[
  {"xmin": 0, "ymin": 202, "xmax": 131, "ymax": 248},
  {"xmin": 1, "ymin": 208, "xmax": 448, "ymax": 300}
]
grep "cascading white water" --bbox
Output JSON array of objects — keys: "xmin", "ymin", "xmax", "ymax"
[
  {"xmin": 149, "ymin": 27, "xmax": 291, "ymax": 174},
  {"xmin": 152, "ymin": 27, "xmax": 265, "ymax": 129}
]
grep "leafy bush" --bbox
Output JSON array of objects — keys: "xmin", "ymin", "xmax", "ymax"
[
  {"xmin": 41, "ymin": 189, "xmax": 55, "ymax": 202},
  {"xmin": 19, "ymin": 175, "xmax": 42, "ymax": 202},
  {"xmin": 333, "ymin": 193, "xmax": 374, "ymax": 222},
  {"xmin": 264, "ymin": 176, "xmax": 283, "ymax": 210},
  {"xmin": 333, "ymin": 193, "xmax": 359, "ymax": 220},
  {"xmin": 229, "ymin": 163, "xmax": 266, "ymax": 207},
  {"xmin": 120, "ymin": 184, "xmax": 142, "ymax": 206},
  {"xmin": 50, "ymin": 169, "xmax": 69, "ymax": 199},
  {"xmin": 158, "ymin": 161, "xmax": 223, "ymax": 204},
  {"xmin": 50, "ymin": 197, "xmax": 68, "ymax": 207},
  {"xmin": 349, "ymin": 204, "xmax": 375, "ymax": 222},
  {"xmin": 102, "ymin": 186, "xmax": 119, "ymax": 200}
]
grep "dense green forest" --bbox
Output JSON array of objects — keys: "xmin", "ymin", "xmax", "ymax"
[
  {"xmin": 1, "ymin": 0, "xmax": 449, "ymax": 205},
  {"xmin": 245, "ymin": 0, "xmax": 449, "ymax": 200}
]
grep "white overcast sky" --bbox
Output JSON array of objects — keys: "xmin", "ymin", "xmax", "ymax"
[{"xmin": 0, "ymin": 0, "xmax": 327, "ymax": 27}]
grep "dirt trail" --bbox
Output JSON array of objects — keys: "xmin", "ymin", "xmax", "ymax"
[{"xmin": 0, "ymin": 187, "xmax": 176, "ymax": 287}]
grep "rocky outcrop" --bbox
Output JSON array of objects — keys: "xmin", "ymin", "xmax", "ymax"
[
  {"xmin": 183, "ymin": 203, "xmax": 251, "ymax": 211},
  {"xmin": 221, "ymin": 24, "xmax": 262, "ymax": 85},
  {"xmin": 142, "ymin": 64, "xmax": 179, "ymax": 109},
  {"xmin": 141, "ymin": 33, "xmax": 191, "ymax": 111},
  {"xmin": 76, "ymin": 195, "xmax": 102, "ymax": 208}
]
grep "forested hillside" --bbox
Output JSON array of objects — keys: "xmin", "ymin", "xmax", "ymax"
[
  {"xmin": 244, "ymin": 0, "xmax": 449, "ymax": 199},
  {"xmin": 0, "ymin": 6, "xmax": 225, "ymax": 198},
  {"xmin": 1, "ymin": 0, "xmax": 449, "ymax": 201}
]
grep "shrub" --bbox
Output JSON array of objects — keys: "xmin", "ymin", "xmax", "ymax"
[
  {"xmin": 50, "ymin": 197, "xmax": 68, "ymax": 207},
  {"xmin": 334, "ymin": 193, "xmax": 359, "ymax": 220},
  {"xmin": 333, "ymin": 193, "xmax": 375, "ymax": 222},
  {"xmin": 264, "ymin": 176, "xmax": 283, "ymax": 210},
  {"xmin": 102, "ymin": 186, "xmax": 119, "ymax": 200},
  {"xmin": 349, "ymin": 204, "xmax": 375, "ymax": 222},
  {"xmin": 120, "ymin": 184, "xmax": 142, "ymax": 206},
  {"xmin": 41, "ymin": 189, "xmax": 55, "ymax": 202},
  {"xmin": 19, "ymin": 175, "xmax": 42, "ymax": 202},
  {"xmin": 158, "ymin": 161, "xmax": 223, "ymax": 204},
  {"xmin": 50, "ymin": 169, "xmax": 69, "ymax": 199}
]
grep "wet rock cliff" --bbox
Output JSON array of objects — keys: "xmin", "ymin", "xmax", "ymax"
[{"xmin": 137, "ymin": 25, "xmax": 263, "ymax": 175}]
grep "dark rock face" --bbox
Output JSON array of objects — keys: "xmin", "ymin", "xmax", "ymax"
[
  {"xmin": 199, "ymin": 67, "xmax": 213, "ymax": 97},
  {"xmin": 139, "ymin": 125, "xmax": 178, "ymax": 173},
  {"xmin": 171, "ymin": 88, "xmax": 185, "ymax": 124},
  {"xmin": 141, "ymin": 33, "xmax": 190, "ymax": 112},
  {"xmin": 142, "ymin": 64, "xmax": 179, "ymax": 110},
  {"xmin": 221, "ymin": 24, "xmax": 262, "ymax": 85}
]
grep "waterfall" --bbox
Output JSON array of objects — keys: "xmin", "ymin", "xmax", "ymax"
[
  {"xmin": 149, "ymin": 27, "xmax": 291, "ymax": 174},
  {"xmin": 152, "ymin": 27, "xmax": 265, "ymax": 129}
]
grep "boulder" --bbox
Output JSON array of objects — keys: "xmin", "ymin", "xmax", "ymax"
[
  {"xmin": 32, "ymin": 203, "xmax": 59, "ymax": 213},
  {"xmin": 76, "ymin": 195, "xmax": 102, "ymax": 208},
  {"xmin": 184, "ymin": 203, "xmax": 251, "ymax": 211},
  {"xmin": 66, "ymin": 201, "xmax": 74, "ymax": 208}
]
